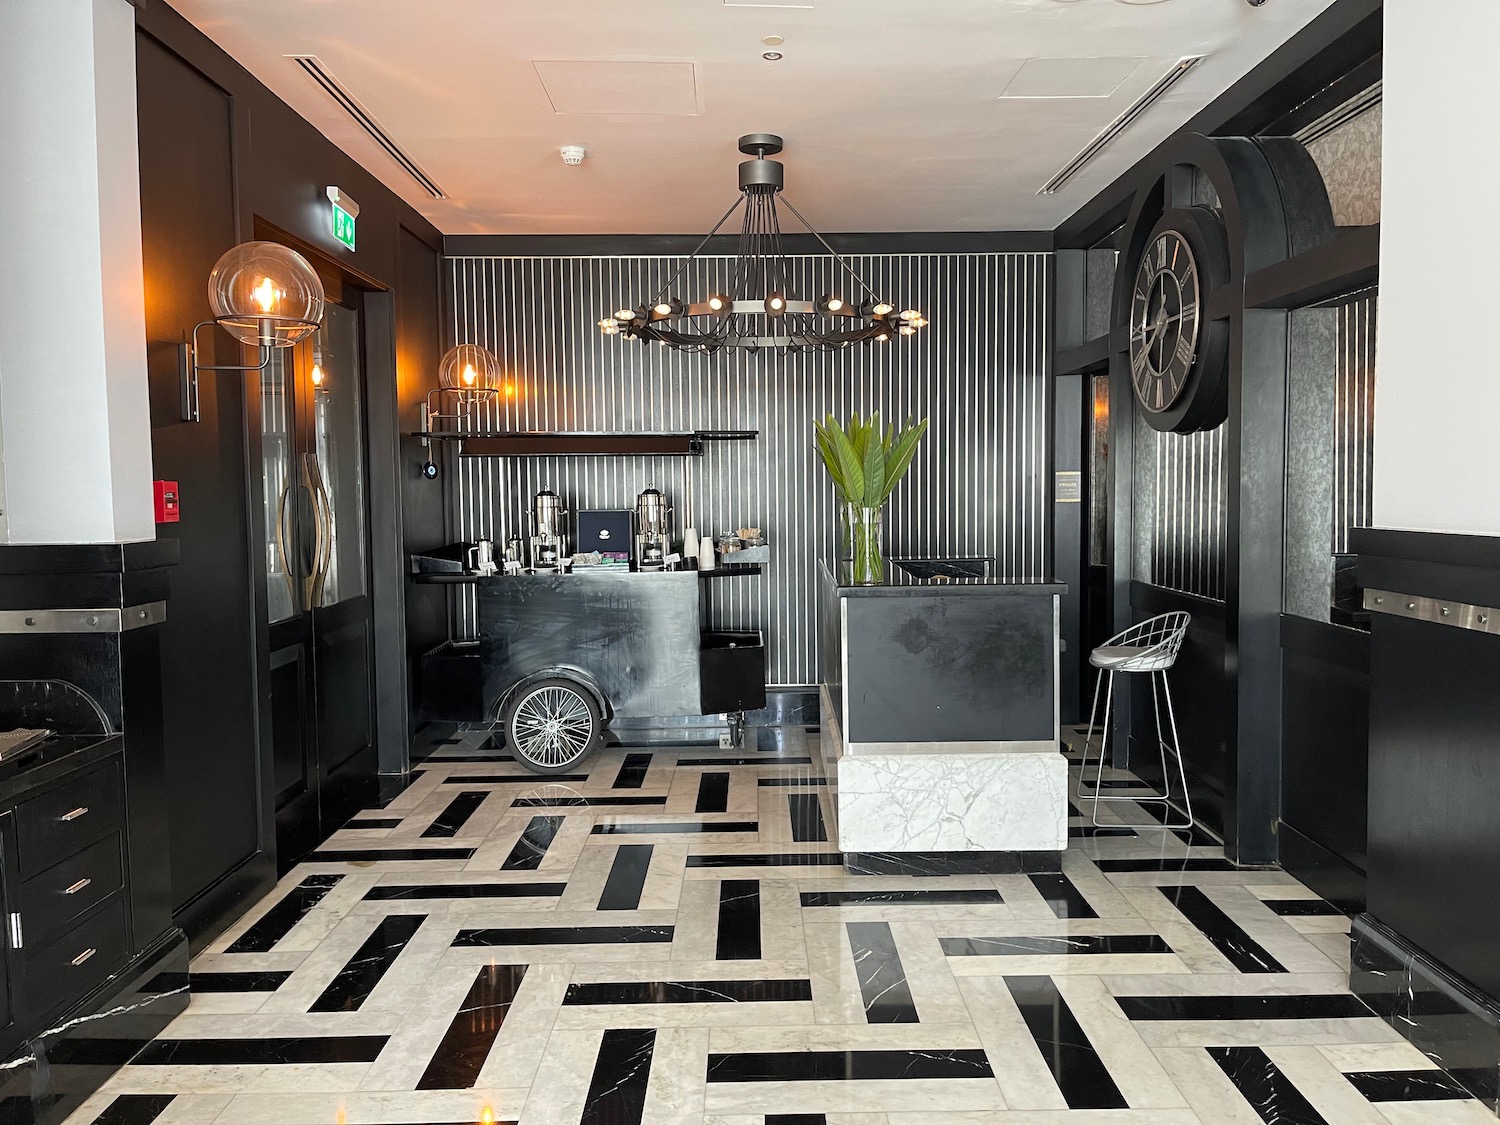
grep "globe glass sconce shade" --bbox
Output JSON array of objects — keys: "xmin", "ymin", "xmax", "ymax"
[
  {"xmin": 438, "ymin": 344, "xmax": 502, "ymax": 394},
  {"xmin": 207, "ymin": 241, "xmax": 325, "ymax": 348}
]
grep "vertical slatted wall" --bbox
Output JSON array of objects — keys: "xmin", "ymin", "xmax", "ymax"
[
  {"xmin": 1136, "ymin": 422, "xmax": 1229, "ymax": 602},
  {"xmin": 445, "ymin": 252, "xmax": 1052, "ymax": 686}
]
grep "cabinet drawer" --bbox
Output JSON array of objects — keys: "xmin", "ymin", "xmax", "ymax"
[
  {"xmin": 20, "ymin": 833, "xmax": 123, "ymax": 951},
  {"xmin": 16, "ymin": 763, "xmax": 122, "ymax": 875},
  {"xmin": 26, "ymin": 896, "xmax": 127, "ymax": 1026}
]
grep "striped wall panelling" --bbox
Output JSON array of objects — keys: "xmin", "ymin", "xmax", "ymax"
[
  {"xmin": 1333, "ymin": 290, "xmax": 1376, "ymax": 555},
  {"xmin": 445, "ymin": 252, "xmax": 1053, "ymax": 686}
]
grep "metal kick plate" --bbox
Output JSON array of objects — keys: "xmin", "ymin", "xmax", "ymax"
[
  {"xmin": 0, "ymin": 602, "xmax": 167, "ymax": 635},
  {"xmin": 1363, "ymin": 588, "xmax": 1500, "ymax": 636}
]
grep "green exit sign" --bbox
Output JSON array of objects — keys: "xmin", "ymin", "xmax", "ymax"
[
  {"xmin": 332, "ymin": 202, "xmax": 356, "ymax": 250},
  {"xmin": 327, "ymin": 186, "xmax": 359, "ymax": 251}
]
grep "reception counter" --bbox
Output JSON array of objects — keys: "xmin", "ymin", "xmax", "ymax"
[{"xmin": 818, "ymin": 560, "xmax": 1067, "ymax": 873}]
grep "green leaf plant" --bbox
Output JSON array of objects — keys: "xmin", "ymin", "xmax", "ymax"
[{"xmin": 813, "ymin": 412, "xmax": 929, "ymax": 582}]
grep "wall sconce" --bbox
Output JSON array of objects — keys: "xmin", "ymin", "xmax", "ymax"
[
  {"xmin": 419, "ymin": 344, "xmax": 502, "ymax": 441},
  {"xmin": 178, "ymin": 241, "xmax": 325, "ymax": 421}
]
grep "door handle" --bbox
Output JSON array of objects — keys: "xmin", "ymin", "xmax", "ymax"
[
  {"xmin": 303, "ymin": 453, "xmax": 333, "ymax": 607},
  {"xmin": 274, "ymin": 480, "xmax": 298, "ymax": 610}
]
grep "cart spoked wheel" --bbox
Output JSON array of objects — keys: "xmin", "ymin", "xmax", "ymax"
[{"xmin": 503, "ymin": 678, "xmax": 602, "ymax": 773}]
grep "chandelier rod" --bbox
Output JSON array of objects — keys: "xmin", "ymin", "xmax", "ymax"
[
  {"xmin": 650, "ymin": 194, "xmax": 747, "ymax": 306},
  {"xmin": 778, "ymin": 195, "xmax": 882, "ymax": 304}
]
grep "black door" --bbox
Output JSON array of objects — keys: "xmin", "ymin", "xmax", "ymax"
[{"xmin": 261, "ymin": 296, "xmax": 377, "ymax": 866}]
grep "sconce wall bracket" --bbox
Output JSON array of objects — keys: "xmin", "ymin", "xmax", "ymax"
[{"xmin": 176, "ymin": 317, "xmax": 317, "ymax": 422}]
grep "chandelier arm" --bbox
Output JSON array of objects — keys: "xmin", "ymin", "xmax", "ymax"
[
  {"xmin": 651, "ymin": 194, "xmax": 746, "ymax": 305},
  {"xmin": 778, "ymin": 195, "xmax": 882, "ymax": 304}
]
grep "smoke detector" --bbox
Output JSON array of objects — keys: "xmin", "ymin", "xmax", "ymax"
[{"xmin": 561, "ymin": 145, "xmax": 587, "ymax": 166}]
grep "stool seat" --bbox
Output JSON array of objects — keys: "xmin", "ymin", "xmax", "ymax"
[{"xmin": 1089, "ymin": 644, "xmax": 1175, "ymax": 672}]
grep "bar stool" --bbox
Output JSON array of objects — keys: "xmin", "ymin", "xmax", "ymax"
[{"xmin": 1075, "ymin": 611, "xmax": 1194, "ymax": 830}]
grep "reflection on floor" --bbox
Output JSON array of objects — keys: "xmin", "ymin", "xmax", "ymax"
[{"xmin": 64, "ymin": 725, "xmax": 1491, "ymax": 1125}]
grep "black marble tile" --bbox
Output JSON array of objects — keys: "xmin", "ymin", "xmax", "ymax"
[
  {"xmin": 1158, "ymin": 885, "xmax": 1287, "ymax": 973},
  {"xmin": 688, "ymin": 853, "xmax": 845, "ymax": 868},
  {"xmin": 1069, "ymin": 826, "xmax": 1141, "ymax": 838},
  {"xmin": 1210, "ymin": 1045, "xmax": 1328, "ymax": 1124},
  {"xmin": 846, "ymin": 922, "xmax": 918, "ymax": 1024},
  {"xmin": 1114, "ymin": 993, "xmax": 1375, "ymax": 1020},
  {"xmin": 132, "ymin": 1036, "xmax": 388, "ymax": 1065},
  {"xmin": 511, "ymin": 796, "xmax": 667, "ymax": 807},
  {"xmin": 442, "ymin": 773, "xmax": 591, "ymax": 783},
  {"xmin": 612, "ymin": 753, "xmax": 653, "ymax": 789},
  {"xmin": 1263, "ymin": 899, "xmax": 1345, "ymax": 917},
  {"xmin": 453, "ymin": 925, "xmax": 674, "ymax": 946},
  {"xmin": 422, "ymin": 791, "xmax": 489, "ymax": 838},
  {"xmin": 189, "ymin": 971, "xmax": 291, "ymax": 993},
  {"xmin": 677, "ymin": 757, "xmax": 814, "ymax": 767},
  {"xmin": 696, "ymin": 772, "xmax": 731, "ymax": 812},
  {"xmin": 564, "ymin": 979, "xmax": 813, "ymax": 1005},
  {"xmin": 88, "ymin": 1094, "xmax": 175, "ymax": 1125},
  {"xmin": 941, "ymin": 934, "xmax": 1171, "ymax": 957},
  {"xmin": 1005, "ymin": 975, "xmax": 1127, "ymax": 1109},
  {"xmin": 225, "ymin": 874, "xmax": 343, "ymax": 953},
  {"xmin": 758, "ymin": 777, "xmax": 827, "ymax": 786},
  {"xmin": 756, "ymin": 727, "xmax": 791, "ymax": 753},
  {"xmin": 1028, "ymin": 872, "xmax": 1100, "ymax": 920},
  {"xmin": 309, "ymin": 847, "xmax": 476, "ymax": 862},
  {"xmin": 800, "ymin": 889, "xmax": 1004, "ymax": 907},
  {"xmin": 766, "ymin": 1117, "xmax": 825, "ymax": 1125},
  {"xmin": 501, "ymin": 815, "xmax": 564, "ymax": 871},
  {"xmin": 1094, "ymin": 857, "xmax": 1243, "ymax": 872},
  {"xmin": 612, "ymin": 738, "xmax": 716, "ymax": 748},
  {"xmin": 706, "ymin": 1048, "xmax": 994, "ymax": 1082},
  {"xmin": 844, "ymin": 851, "xmax": 1060, "ymax": 876},
  {"xmin": 581, "ymin": 1028, "xmax": 655, "ymax": 1125},
  {"xmin": 1344, "ymin": 1069, "xmax": 1475, "ymax": 1101},
  {"xmin": 598, "ymin": 844, "xmax": 653, "ymax": 911},
  {"xmin": 310, "ymin": 914, "xmax": 426, "ymax": 1012},
  {"xmin": 717, "ymin": 880, "xmax": 762, "ymax": 960},
  {"xmin": 346, "ymin": 817, "xmax": 403, "ymax": 829},
  {"xmin": 416, "ymin": 963, "xmax": 527, "ymax": 1090},
  {"xmin": 592, "ymin": 821, "xmax": 758, "ymax": 835},
  {"xmin": 369, "ymin": 771, "xmax": 424, "ymax": 808},
  {"xmin": 364, "ymin": 882, "xmax": 566, "ymax": 900},
  {"xmin": 788, "ymin": 793, "xmax": 828, "ymax": 843}
]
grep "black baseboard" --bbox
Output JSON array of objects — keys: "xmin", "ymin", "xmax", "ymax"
[
  {"xmin": 0, "ymin": 930, "xmax": 190, "ymax": 1125},
  {"xmin": 844, "ymin": 850, "xmax": 1063, "ymax": 876},
  {"xmin": 1352, "ymin": 914, "xmax": 1500, "ymax": 1111},
  {"xmin": 1278, "ymin": 821, "xmax": 1366, "ymax": 914},
  {"xmin": 173, "ymin": 851, "xmax": 277, "ymax": 955}
]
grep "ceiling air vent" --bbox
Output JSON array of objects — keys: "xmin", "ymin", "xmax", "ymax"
[
  {"xmin": 287, "ymin": 55, "xmax": 446, "ymax": 199},
  {"xmin": 1038, "ymin": 56, "xmax": 1205, "ymax": 196},
  {"xmin": 1293, "ymin": 81, "xmax": 1382, "ymax": 146}
]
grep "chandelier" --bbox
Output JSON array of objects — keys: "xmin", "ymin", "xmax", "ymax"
[{"xmin": 599, "ymin": 134, "xmax": 927, "ymax": 354}]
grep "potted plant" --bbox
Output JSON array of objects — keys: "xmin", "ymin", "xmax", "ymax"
[{"xmin": 814, "ymin": 412, "xmax": 929, "ymax": 585}]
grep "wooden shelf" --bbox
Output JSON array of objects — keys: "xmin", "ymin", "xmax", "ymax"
[{"xmin": 407, "ymin": 430, "xmax": 758, "ymax": 458}]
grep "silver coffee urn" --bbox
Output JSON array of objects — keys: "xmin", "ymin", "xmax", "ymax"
[
  {"xmin": 635, "ymin": 487, "xmax": 672, "ymax": 571},
  {"xmin": 530, "ymin": 488, "xmax": 568, "ymax": 572}
]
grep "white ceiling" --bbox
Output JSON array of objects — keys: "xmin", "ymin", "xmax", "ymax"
[{"xmin": 168, "ymin": 0, "xmax": 1338, "ymax": 235}]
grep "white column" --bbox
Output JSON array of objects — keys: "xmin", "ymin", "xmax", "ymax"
[
  {"xmin": 1373, "ymin": 1, "xmax": 1500, "ymax": 535},
  {"xmin": 0, "ymin": 0, "xmax": 154, "ymax": 544}
]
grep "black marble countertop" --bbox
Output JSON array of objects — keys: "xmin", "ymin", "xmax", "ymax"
[{"xmin": 820, "ymin": 559, "xmax": 1067, "ymax": 598}]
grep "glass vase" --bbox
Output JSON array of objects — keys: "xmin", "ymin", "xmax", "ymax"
[{"xmin": 846, "ymin": 504, "xmax": 885, "ymax": 585}]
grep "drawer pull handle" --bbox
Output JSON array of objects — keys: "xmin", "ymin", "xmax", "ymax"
[
  {"xmin": 64, "ymin": 878, "xmax": 91, "ymax": 895},
  {"xmin": 59, "ymin": 807, "xmax": 89, "ymax": 822},
  {"xmin": 71, "ymin": 947, "xmax": 96, "ymax": 967}
]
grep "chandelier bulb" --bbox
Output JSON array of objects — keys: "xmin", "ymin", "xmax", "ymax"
[{"xmin": 872, "ymin": 302, "xmax": 894, "ymax": 317}]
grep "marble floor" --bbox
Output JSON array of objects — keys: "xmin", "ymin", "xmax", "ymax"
[{"xmin": 64, "ymin": 724, "xmax": 1491, "ymax": 1125}]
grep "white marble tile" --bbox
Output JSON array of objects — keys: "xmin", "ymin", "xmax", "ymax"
[
  {"xmin": 954, "ymin": 975, "xmax": 1065, "ymax": 1112},
  {"xmin": 837, "ymin": 751, "xmax": 1067, "ymax": 853},
  {"xmin": 640, "ymin": 1025, "xmax": 709, "ymax": 1125}
]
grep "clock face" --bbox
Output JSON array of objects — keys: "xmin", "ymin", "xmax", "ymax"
[{"xmin": 1129, "ymin": 230, "xmax": 1201, "ymax": 414}]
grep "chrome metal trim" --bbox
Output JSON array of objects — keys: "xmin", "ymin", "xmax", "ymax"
[
  {"xmin": 7, "ymin": 913, "xmax": 21, "ymax": 951},
  {"xmin": 0, "ymin": 601, "xmax": 165, "ymax": 634},
  {"xmin": 1363, "ymin": 588, "xmax": 1500, "ymax": 635}
]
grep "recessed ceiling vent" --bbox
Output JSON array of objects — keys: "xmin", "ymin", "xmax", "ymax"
[
  {"xmin": 1293, "ymin": 81, "xmax": 1382, "ymax": 145},
  {"xmin": 286, "ymin": 55, "xmax": 446, "ymax": 199},
  {"xmin": 1038, "ymin": 55, "xmax": 1205, "ymax": 196}
]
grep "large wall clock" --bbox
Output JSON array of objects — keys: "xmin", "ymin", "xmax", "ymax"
[{"xmin": 1127, "ymin": 207, "xmax": 1230, "ymax": 433}]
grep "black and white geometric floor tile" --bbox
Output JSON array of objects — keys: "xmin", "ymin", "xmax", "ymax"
[{"xmin": 65, "ymin": 725, "xmax": 1492, "ymax": 1125}]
